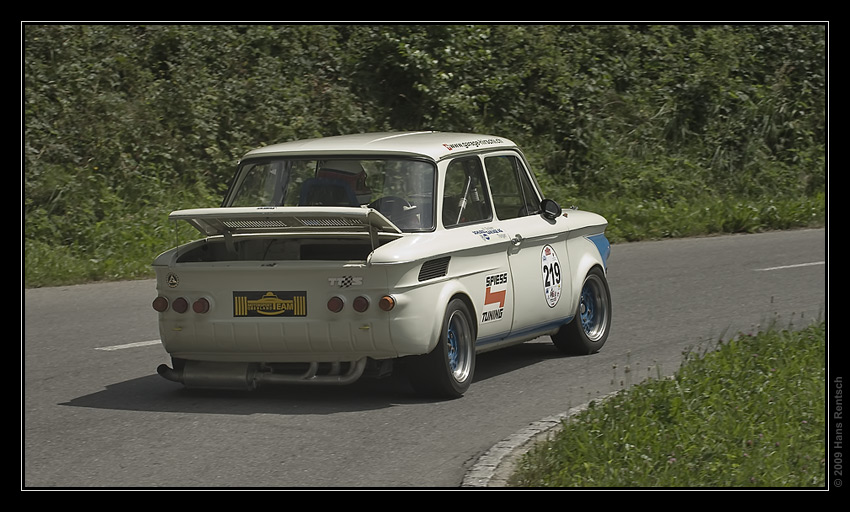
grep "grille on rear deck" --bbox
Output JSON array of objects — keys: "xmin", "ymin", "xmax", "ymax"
[
  {"xmin": 296, "ymin": 217, "xmax": 363, "ymax": 227},
  {"xmin": 418, "ymin": 257, "xmax": 450, "ymax": 281},
  {"xmin": 223, "ymin": 219, "xmax": 291, "ymax": 229}
]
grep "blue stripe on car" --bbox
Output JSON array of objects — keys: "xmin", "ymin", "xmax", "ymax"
[
  {"xmin": 586, "ymin": 233, "xmax": 610, "ymax": 269},
  {"xmin": 476, "ymin": 317, "xmax": 574, "ymax": 347}
]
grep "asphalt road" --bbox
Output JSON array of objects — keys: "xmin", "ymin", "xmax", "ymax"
[{"xmin": 23, "ymin": 228, "xmax": 827, "ymax": 488}]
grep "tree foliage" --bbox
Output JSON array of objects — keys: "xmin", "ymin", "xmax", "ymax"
[{"xmin": 23, "ymin": 24, "xmax": 826, "ymax": 285}]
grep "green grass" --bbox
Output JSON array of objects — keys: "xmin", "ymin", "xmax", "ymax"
[
  {"xmin": 24, "ymin": 188, "xmax": 210, "ymax": 288},
  {"xmin": 24, "ymin": 208, "xmax": 185, "ymax": 287},
  {"xmin": 22, "ymin": 192, "xmax": 825, "ymax": 288},
  {"xmin": 591, "ymin": 193, "xmax": 826, "ymax": 244},
  {"xmin": 508, "ymin": 321, "xmax": 826, "ymax": 488}
]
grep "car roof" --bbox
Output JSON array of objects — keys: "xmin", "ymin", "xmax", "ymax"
[{"xmin": 241, "ymin": 131, "xmax": 519, "ymax": 162}]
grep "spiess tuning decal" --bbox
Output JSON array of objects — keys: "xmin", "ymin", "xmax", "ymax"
[
  {"xmin": 233, "ymin": 291, "xmax": 307, "ymax": 317},
  {"xmin": 481, "ymin": 272, "xmax": 508, "ymax": 323}
]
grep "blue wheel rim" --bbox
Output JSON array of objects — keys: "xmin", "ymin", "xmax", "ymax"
[
  {"xmin": 447, "ymin": 327, "xmax": 459, "ymax": 371},
  {"xmin": 579, "ymin": 274, "xmax": 609, "ymax": 342},
  {"xmin": 446, "ymin": 310, "xmax": 472, "ymax": 382}
]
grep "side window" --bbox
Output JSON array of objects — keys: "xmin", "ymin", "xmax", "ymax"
[
  {"xmin": 484, "ymin": 155, "xmax": 540, "ymax": 220},
  {"xmin": 442, "ymin": 156, "xmax": 492, "ymax": 228}
]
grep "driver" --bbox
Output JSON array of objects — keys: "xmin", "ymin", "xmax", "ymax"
[
  {"xmin": 317, "ymin": 160, "xmax": 372, "ymax": 205},
  {"xmin": 316, "ymin": 160, "xmax": 418, "ymax": 228}
]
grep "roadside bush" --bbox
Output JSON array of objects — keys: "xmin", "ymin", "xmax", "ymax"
[{"xmin": 23, "ymin": 24, "xmax": 826, "ymax": 287}]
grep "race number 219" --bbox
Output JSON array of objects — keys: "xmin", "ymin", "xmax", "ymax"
[{"xmin": 541, "ymin": 245, "xmax": 562, "ymax": 308}]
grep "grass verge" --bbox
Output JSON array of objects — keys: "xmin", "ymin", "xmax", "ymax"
[
  {"xmin": 508, "ymin": 321, "xmax": 826, "ymax": 488},
  {"xmin": 22, "ymin": 193, "xmax": 825, "ymax": 288}
]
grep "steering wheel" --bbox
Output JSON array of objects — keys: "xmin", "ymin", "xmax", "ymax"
[
  {"xmin": 368, "ymin": 196, "xmax": 418, "ymax": 227},
  {"xmin": 368, "ymin": 196, "xmax": 412, "ymax": 215}
]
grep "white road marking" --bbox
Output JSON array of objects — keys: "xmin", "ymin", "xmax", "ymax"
[
  {"xmin": 754, "ymin": 261, "xmax": 825, "ymax": 272},
  {"xmin": 95, "ymin": 340, "xmax": 161, "ymax": 351}
]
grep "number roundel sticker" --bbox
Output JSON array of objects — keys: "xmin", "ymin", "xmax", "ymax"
[{"xmin": 541, "ymin": 245, "xmax": 562, "ymax": 308}]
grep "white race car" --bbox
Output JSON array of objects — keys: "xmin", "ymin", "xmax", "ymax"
[{"xmin": 152, "ymin": 132, "xmax": 611, "ymax": 397}]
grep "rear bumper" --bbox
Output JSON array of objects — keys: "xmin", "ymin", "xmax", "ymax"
[
  {"xmin": 157, "ymin": 302, "xmax": 407, "ymax": 363},
  {"xmin": 156, "ymin": 359, "xmax": 368, "ymax": 390}
]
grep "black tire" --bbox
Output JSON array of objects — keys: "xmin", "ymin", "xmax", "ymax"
[
  {"xmin": 552, "ymin": 267, "xmax": 611, "ymax": 355},
  {"xmin": 407, "ymin": 298, "xmax": 476, "ymax": 398}
]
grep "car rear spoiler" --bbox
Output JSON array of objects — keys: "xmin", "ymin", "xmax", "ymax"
[{"xmin": 169, "ymin": 206, "xmax": 403, "ymax": 251}]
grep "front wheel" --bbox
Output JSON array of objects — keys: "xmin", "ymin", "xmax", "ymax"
[
  {"xmin": 407, "ymin": 298, "xmax": 476, "ymax": 398},
  {"xmin": 552, "ymin": 267, "xmax": 611, "ymax": 355}
]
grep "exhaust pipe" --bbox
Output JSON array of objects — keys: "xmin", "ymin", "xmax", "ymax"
[
  {"xmin": 157, "ymin": 361, "xmax": 259, "ymax": 390},
  {"xmin": 157, "ymin": 363, "xmax": 182, "ymax": 383}
]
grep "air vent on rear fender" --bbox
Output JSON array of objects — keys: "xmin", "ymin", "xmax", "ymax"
[{"xmin": 418, "ymin": 257, "xmax": 450, "ymax": 281}]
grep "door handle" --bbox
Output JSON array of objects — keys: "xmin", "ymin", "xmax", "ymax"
[{"xmin": 511, "ymin": 234, "xmax": 524, "ymax": 246}]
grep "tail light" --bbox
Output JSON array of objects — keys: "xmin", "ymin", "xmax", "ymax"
[
  {"xmin": 152, "ymin": 296, "xmax": 169, "ymax": 312},
  {"xmin": 171, "ymin": 297, "xmax": 189, "ymax": 314},
  {"xmin": 152, "ymin": 296, "xmax": 211, "ymax": 314},
  {"xmin": 353, "ymin": 296, "xmax": 370, "ymax": 313},
  {"xmin": 327, "ymin": 296, "xmax": 344, "ymax": 313},
  {"xmin": 379, "ymin": 295, "xmax": 395, "ymax": 311},
  {"xmin": 193, "ymin": 298, "xmax": 210, "ymax": 314}
]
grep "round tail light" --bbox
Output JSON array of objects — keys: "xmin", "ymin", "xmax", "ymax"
[
  {"xmin": 152, "ymin": 296, "xmax": 169, "ymax": 312},
  {"xmin": 172, "ymin": 297, "xmax": 189, "ymax": 314},
  {"xmin": 327, "ymin": 296, "xmax": 344, "ymax": 313},
  {"xmin": 379, "ymin": 295, "xmax": 395, "ymax": 311},
  {"xmin": 193, "ymin": 298, "xmax": 210, "ymax": 314},
  {"xmin": 353, "ymin": 296, "xmax": 370, "ymax": 313}
]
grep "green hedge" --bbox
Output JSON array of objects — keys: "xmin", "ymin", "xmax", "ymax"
[{"xmin": 23, "ymin": 24, "xmax": 826, "ymax": 287}]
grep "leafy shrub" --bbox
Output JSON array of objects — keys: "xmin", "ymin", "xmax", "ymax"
[{"xmin": 23, "ymin": 24, "xmax": 826, "ymax": 287}]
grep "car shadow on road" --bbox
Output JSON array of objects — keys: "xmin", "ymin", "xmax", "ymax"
[
  {"xmin": 60, "ymin": 339, "xmax": 571, "ymax": 416},
  {"xmin": 471, "ymin": 339, "xmax": 568, "ymax": 382}
]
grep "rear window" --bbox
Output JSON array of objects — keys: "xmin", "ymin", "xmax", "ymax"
[{"xmin": 224, "ymin": 157, "xmax": 437, "ymax": 232}]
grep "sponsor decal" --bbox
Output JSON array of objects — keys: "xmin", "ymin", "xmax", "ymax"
[
  {"xmin": 481, "ymin": 272, "xmax": 508, "ymax": 323},
  {"xmin": 328, "ymin": 276, "xmax": 363, "ymax": 288},
  {"xmin": 541, "ymin": 245, "xmax": 562, "ymax": 308},
  {"xmin": 442, "ymin": 137, "xmax": 504, "ymax": 151},
  {"xmin": 233, "ymin": 291, "xmax": 307, "ymax": 317},
  {"xmin": 166, "ymin": 273, "xmax": 179, "ymax": 288},
  {"xmin": 472, "ymin": 226, "xmax": 508, "ymax": 242}
]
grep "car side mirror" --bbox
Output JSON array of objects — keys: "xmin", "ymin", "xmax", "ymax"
[{"xmin": 540, "ymin": 198, "xmax": 561, "ymax": 220}]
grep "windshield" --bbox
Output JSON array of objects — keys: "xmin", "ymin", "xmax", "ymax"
[{"xmin": 224, "ymin": 157, "xmax": 436, "ymax": 231}]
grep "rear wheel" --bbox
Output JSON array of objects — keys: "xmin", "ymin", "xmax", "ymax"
[
  {"xmin": 407, "ymin": 298, "xmax": 476, "ymax": 398},
  {"xmin": 552, "ymin": 267, "xmax": 611, "ymax": 355}
]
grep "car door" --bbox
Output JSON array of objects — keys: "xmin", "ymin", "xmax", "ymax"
[
  {"xmin": 483, "ymin": 152, "xmax": 572, "ymax": 338},
  {"xmin": 441, "ymin": 155, "xmax": 515, "ymax": 344}
]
